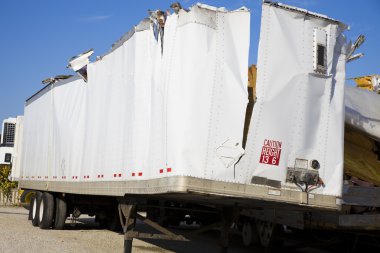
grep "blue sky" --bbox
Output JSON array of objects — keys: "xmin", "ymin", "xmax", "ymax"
[{"xmin": 0, "ymin": 0, "xmax": 379, "ymax": 121}]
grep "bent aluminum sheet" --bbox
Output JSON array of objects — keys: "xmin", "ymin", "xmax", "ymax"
[
  {"xmin": 345, "ymin": 85, "xmax": 380, "ymax": 141},
  {"xmin": 237, "ymin": 2, "xmax": 348, "ymax": 198},
  {"xmin": 20, "ymin": 4, "xmax": 250, "ymax": 187}
]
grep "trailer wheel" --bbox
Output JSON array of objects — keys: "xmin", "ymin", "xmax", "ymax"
[
  {"xmin": 256, "ymin": 219, "xmax": 276, "ymax": 248},
  {"xmin": 53, "ymin": 195, "xmax": 67, "ymax": 230},
  {"xmin": 96, "ymin": 205, "xmax": 123, "ymax": 231},
  {"xmin": 28, "ymin": 195, "xmax": 34, "ymax": 220},
  {"xmin": 31, "ymin": 191, "xmax": 42, "ymax": 227},
  {"xmin": 242, "ymin": 220, "xmax": 259, "ymax": 247},
  {"xmin": 38, "ymin": 192, "xmax": 55, "ymax": 229},
  {"xmin": 20, "ymin": 190, "xmax": 35, "ymax": 210},
  {"xmin": 109, "ymin": 208, "xmax": 123, "ymax": 231}
]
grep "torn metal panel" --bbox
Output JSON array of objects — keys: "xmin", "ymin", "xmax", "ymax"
[
  {"xmin": 107, "ymin": 18, "xmax": 151, "ymax": 55},
  {"xmin": 195, "ymin": 3, "xmax": 248, "ymax": 13},
  {"xmin": 345, "ymin": 85, "xmax": 380, "ymax": 141},
  {"xmin": 177, "ymin": 4, "xmax": 217, "ymax": 29},
  {"xmin": 67, "ymin": 49, "xmax": 94, "ymax": 82},
  {"xmin": 104, "ymin": 2, "xmax": 250, "ymax": 57},
  {"xmin": 170, "ymin": 2, "xmax": 183, "ymax": 14},
  {"xmin": 25, "ymin": 75, "xmax": 82, "ymax": 106},
  {"xmin": 237, "ymin": 2, "xmax": 348, "ymax": 199},
  {"xmin": 264, "ymin": 1, "xmax": 348, "ymax": 29}
]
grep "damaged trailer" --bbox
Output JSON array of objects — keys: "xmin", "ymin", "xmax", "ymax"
[
  {"xmin": 13, "ymin": 1, "xmax": 380, "ymax": 252},
  {"xmin": 237, "ymin": 3, "xmax": 380, "ymax": 250}
]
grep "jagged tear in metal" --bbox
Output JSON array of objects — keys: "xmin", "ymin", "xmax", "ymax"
[
  {"xmin": 149, "ymin": 9, "xmax": 167, "ymax": 52},
  {"xmin": 42, "ymin": 75, "xmax": 73, "ymax": 85}
]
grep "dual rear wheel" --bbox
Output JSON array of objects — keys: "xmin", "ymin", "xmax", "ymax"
[
  {"xmin": 29, "ymin": 191, "xmax": 67, "ymax": 229},
  {"xmin": 31, "ymin": 192, "xmax": 41, "ymax": 227},
  {"xmin": 241, "ymin": 219, "xmax": 282, "ymax": 250}
]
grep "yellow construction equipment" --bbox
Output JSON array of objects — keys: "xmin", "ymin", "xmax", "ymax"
[{"xmin": 351, "ymin": 74, "xmax": 380, "ymax": 93}]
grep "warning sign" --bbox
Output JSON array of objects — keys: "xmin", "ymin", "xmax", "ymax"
[{"xmin": 259, "ymin": 139, "xmax": 282, "ymax": 166}]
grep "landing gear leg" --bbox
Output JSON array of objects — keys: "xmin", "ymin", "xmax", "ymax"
[
  {"xmin": 119, "ymin": 204, "xmax": 136, "ymax": 253},
  {"xmin": 219, "ymin": 207, "xmax": 240, "ymax": 253},
  {"xmin": 118, "ymin": 200, "xmax": 188, "ymax": 252}
]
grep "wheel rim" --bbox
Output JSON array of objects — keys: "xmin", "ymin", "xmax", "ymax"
[
  {"xmin": 32, "ymin": 197, "xmax": 37, "ymax": 219},
  {"xmin": 242, "ymin": 222, "xmax": 253, "ymax": 246},
  {"xmin": 39, "ymin": 198, "xmax": 44, "ymax": 222},
  {"xmin": 256, "ymin": 220, "xmax": 274, "ymax": 248}
]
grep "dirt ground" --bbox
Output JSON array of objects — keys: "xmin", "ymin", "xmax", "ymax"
[
  {"xmin": 1, "ymin": 206, "xmax": 379, "ymax": 253},
  {"xmin": 0, "ymin": 206, "xmax": 251, "ymax": 253}
]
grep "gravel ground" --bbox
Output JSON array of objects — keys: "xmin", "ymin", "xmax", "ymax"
[
  {"xmin": 1, "ymin": 206, "xmax": 379, "ymax": 253},
  {"xmin": 0, "ymin": 206, "xmax": 250, "ymax": 253},
  {"xmin": 0, "ymin": 206, "xmax": 170, "ymax": 253}
]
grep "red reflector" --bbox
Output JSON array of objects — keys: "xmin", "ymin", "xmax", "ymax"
[
  {"xmin": 167, "ymin": 168, "xmax": 172, "ymax": 172},
  {"xmin": 138, "ymin": 172, "xmax": 143, "ymax": 176},
  {"xmin": 159, "ymin": 169, "xmax": 163, "ymax": 173},
  {"xmin": 118, "ymin": 173, "xmax": 122, "ymax": 177},
  {"xmin": 132, "ymin": 173, "xmax": 135, "ymax": 176}
]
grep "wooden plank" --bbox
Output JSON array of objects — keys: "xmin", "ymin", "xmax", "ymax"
[
  {"xmin": 126, "ymin": 231, "xmax": 188, "ymax": 241},
  {"xmin": 243, "ymin": 64, "xmax": 257, "ymax": 148},
  {"xmin": 241, "ymin": 208, "xmax": 305, "ymax": 229},
  {"xmin": 339, "ymin": 214, "xmax": 380, "ymax": 229},
  {"xmin": 343, "ymin": 185, "xmax": 380, "ymax": 206}
]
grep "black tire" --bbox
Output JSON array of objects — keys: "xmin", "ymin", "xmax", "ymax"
[
  {"xmin": 28, "ymin": 195, "xmax": 34, "ymax": 220},
  {"xmin": 242, "ymin": 220, "xmax": 259, "ymax": 247},
  {"xmin": 53, "ymin": 195, "xmax": 67, "ymax": 230},
  {"xmin": 256, "ymin": 219, "xmax": 276, "ymax": 248},
  {"xmin": 109, "ymin": 207, "xmax": 123, "ymax": 231},
  {"xmin": 20, "ymin": 190, "xmax": 34, "ymax": 210},
  {"xmin": 31, "ymin": 191, "xmax": 42, "ymax": 227},
  {"xmin": 38, "ymin": 192, "xmax": 55, "ymax": 229},
  {"xmin": 97, "ymin": 205, "xmax": 123, "ymax": 231}
]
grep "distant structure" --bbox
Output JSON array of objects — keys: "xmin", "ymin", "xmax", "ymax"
[{"xmin": 0, "ymin": 117, "xmax": 18, "ymax": 165}]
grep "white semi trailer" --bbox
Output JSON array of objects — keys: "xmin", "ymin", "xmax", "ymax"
[
  {"xmin": 14, "ymin": 2, "xmax": 379, "ymax": 252},
  {"xmin": 0, "ymin": 117, "xmax": 18, "ymax": 165}
]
